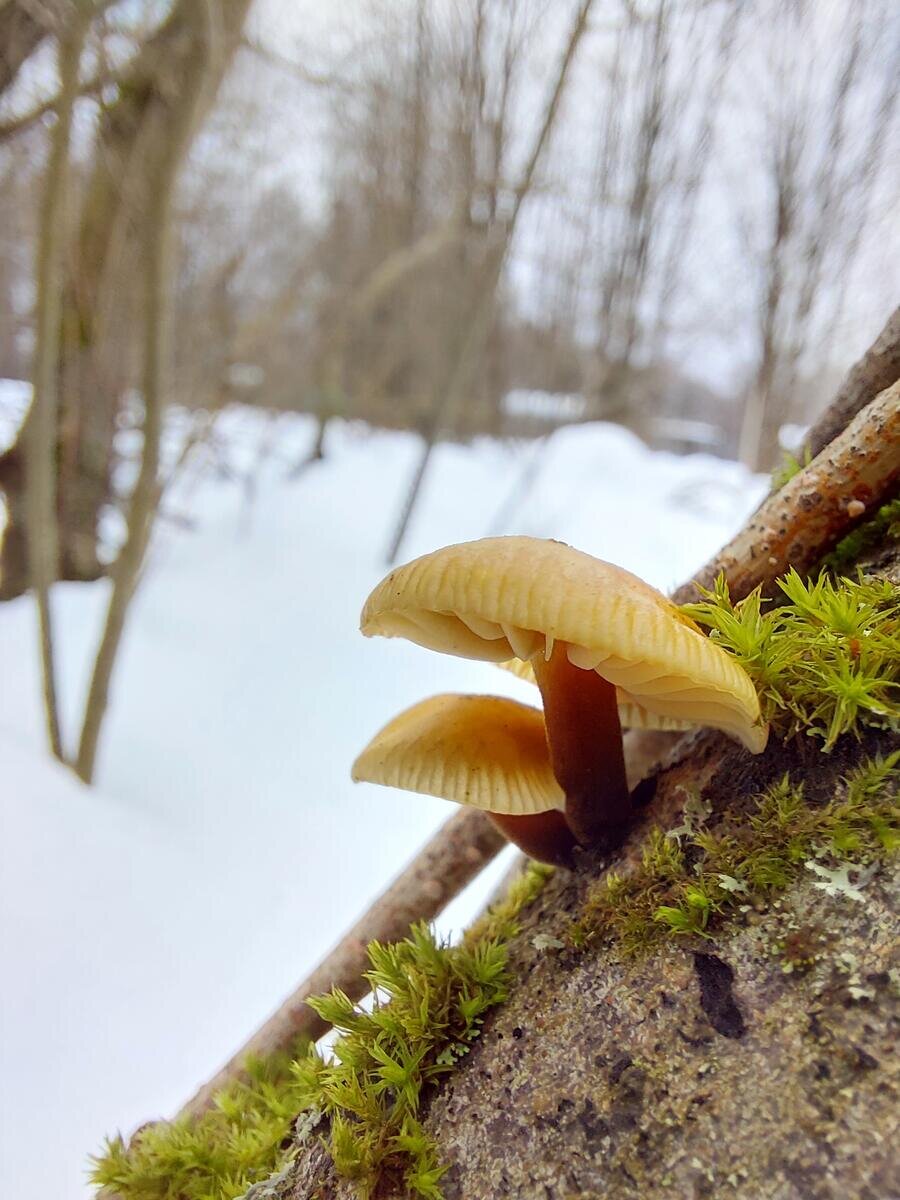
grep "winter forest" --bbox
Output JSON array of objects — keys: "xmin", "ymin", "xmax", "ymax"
[{"xmin": 0, "ymin": 2, "xmax": 898, "ymax": 1199}]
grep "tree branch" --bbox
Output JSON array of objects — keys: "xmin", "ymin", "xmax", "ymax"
[
  {"xmin": 672, "ymin": 380, "xmax": 900, "ymax": 605},
  {"xmin": 0, "ymin": 65, "xmax": 108, "ymax": 143},
  {"xmin": 805, "ymin": 305, "xmax": 900, "ymax": 459},
  {"xmin": 179, "ymin": 807, "xmax": 506, "ymax": 1118}
]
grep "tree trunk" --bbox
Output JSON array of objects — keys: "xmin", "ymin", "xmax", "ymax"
[
  {"xmin": 0, "ymin": 0, "xmax": 252, "ymax": 600},
  {"xmin": 275, "ymin": 537, "xmax": 900, "ymax": 1199},
  {"xmin": 25, "ymin": 4, "xmax": 90, "ymax": 759}
]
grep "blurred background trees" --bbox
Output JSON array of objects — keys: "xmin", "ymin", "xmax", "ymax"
[{"xmin": 0, "ymin": 0, "xmax": 896, "ymax": 766}]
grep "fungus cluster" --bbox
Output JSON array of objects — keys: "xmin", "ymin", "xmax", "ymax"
[{"xmin": 353, "ymin": 537, "xmax": 767, "ymax": 865}]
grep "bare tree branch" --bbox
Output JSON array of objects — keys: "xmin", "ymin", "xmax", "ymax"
[
  {"xmin": 179, "ymin": 807, "xmax": 507, "ymax": 1118},
  {"xmin": 805, "ymin": 305, "xmax": 900, "ymax": 459},
  {"xmin": 673, "ymin": 380, "xmax": 900, "ymax": 605},
  {"xmin": 0, "ymin": 65, "xmax": 109, "ymax": 143}
]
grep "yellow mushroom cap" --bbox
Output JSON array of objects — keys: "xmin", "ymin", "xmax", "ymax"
[
  {"xmin": 351, "ymin": 693, "xmax": 565, "ymax": 816},
  {"xmin": 361, "ymin": 536, "xmax": 768, "ymax": 754}
]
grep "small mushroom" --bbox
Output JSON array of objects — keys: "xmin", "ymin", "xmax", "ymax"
[
  {"xmin": 352, "ymin": 693, "xmax": 577, "ymax": 865},
  {"xmin": 360, "ymin": 537, "xmax": 767, "ymax": 849}
]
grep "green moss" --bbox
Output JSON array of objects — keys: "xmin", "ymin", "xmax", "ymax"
[
  {"xmin": 90, "ymin": 1042, "xmax": 312, "ymax": 1200},
  {"xmin": 91, "ymin": 862, "xmax": 551, "ymax": 1200},
  {"xmin": 578, "ymin": 752, "xmax": 899, "ymax": 955},
  {"xmin": 824, "ymin": 497, "xmax": 900, "ymax": 573},
  {"xmin": 292, "ymin": 861, "xmax": 552, "ymax": 1198},
  {"xmin": 682, "ymin": 569, "xmax": 899, "ymax": 749},
  {"xmin": 770, "ymin": 445, "xmax": 811, "ymax": 492}
]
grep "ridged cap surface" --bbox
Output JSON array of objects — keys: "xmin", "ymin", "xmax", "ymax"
[
  {"xmin": 362, "ymin": 537, "xmax": 767, "ymax": 753},
  {"xmin": 351, "ymin": 693, "xmax": 565, "ymax": 815}
]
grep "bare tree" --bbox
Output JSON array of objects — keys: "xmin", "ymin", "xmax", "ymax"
[
  {"xmin": 0, "ymin": 0, "xmax": 251, "ymax": 600},
  {"xmin": 25, "ymin": 1, "xmax": 93, "ymax": 761},
  {"xmin": 72, "ymin": 0, "xmax": 253, "ymax": 783},
  {"xmin": 386, "ymin": 0, "xmax": 596, "ymax": 562},
  {"xmin": 735, "ymin": 0, "xmax": 899, "ymax": 470}
]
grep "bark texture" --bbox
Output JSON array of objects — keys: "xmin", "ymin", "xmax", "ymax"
[{"xmin": 274, "ymin": 538, "xmax": 900, "ymax": 1200}]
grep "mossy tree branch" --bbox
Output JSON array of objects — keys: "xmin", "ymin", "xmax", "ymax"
[{"xmin": 173, "ymin": 311, "xmax": 900, "ymax": 1125}]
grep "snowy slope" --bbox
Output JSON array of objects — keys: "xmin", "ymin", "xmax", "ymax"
[{"xmin": 0, "ymin": 406, "xmax": 766, "ymax": 1199}]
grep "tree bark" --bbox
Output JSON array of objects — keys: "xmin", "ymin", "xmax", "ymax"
[
  {"xmin": 276, "ymin": 534, "xmax": 900, "ymax": 1199},
  {"xmin": 672, "ymin": 381, "xmax": 900, "ymax": 605}
]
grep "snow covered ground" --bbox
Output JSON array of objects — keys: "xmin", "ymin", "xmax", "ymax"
[{"xmin": 0, "ymin": 403, "xmax": 767, "ymax": 1199}]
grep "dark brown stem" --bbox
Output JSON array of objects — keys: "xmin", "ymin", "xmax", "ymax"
[
  {"xmin": 532, "ymin": 643, "xmax": 630, "ymax": 842},
  {"xmin": 488, "ymin": 810, "xmax": 577, "ymax": 868}
]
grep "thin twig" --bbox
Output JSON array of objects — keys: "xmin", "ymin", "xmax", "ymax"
[
  {"xmin": 179, "ymin": 808, "xmax": 506, "ymax": 1118},
  {"xmin": 0, "ymin": 65, "xmax": 108, "ymax": 142}
]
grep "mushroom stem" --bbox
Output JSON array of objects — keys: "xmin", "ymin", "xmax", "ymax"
[
  {"xmin": 488, "ymin": 810, "xmax": 577, "ymax": 868},
  {"xmin": 531, "ymin": 642, "xmax": 630, "ymax": 843}
]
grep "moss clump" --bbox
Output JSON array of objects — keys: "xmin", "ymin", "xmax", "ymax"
[
  {"xmin": 91, "ymin": 862, "xmax": 551, "ymax": 1200},
  {"xmin": 682, "ymin": 569, "xmax": 899, "ymax": 749},
  {"xmin": 291, "ymin": 861, "xmax": 552, "ymax": 1198},
  {"xmin": 577, "ymin": 752, "xmax": 899, "ymax": 955},
  {"xmin": 90, "ymin": 1042, "xmax": 312, "ymax": 1200},
  {"xmin": 824, "ymin": 497, "xmax": 900, "ymax": 573}
]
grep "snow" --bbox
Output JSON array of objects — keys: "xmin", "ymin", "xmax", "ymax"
[{"xmin": 0, "ymin": 403, "xmax": 767, "ymax": 1199}]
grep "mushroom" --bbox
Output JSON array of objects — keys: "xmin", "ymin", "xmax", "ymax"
[
  {"xmin": 359, "ymin": 536, "xmax": 767, "ymax": 851},
  {"xmin": 352, "ymin": 693, "xmax": 577, "ymax": 866}
]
